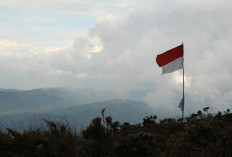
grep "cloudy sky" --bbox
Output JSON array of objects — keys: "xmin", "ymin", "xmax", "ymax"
[{"xmin": 1, "ymin": 0, "xmax": 232, "ymax": 116}]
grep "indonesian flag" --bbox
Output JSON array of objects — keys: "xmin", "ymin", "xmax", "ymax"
[{"xmin": 156, "ymin": 44, "xmax": 183, "ymax": 74}]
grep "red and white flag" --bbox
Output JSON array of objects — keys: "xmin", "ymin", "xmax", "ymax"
[{"xmin": 156, "ymin": 44, "xmax": 183, "ymax": 74}]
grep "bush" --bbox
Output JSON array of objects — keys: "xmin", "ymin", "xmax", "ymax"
[{"xmin": 1, "ymin": 107, "xmax": 232, "ymax": 156}]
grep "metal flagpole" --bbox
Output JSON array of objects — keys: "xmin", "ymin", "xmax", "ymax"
[{"xmin": 182, "ymin": 42, "xmax": 185, "ymax": 120}]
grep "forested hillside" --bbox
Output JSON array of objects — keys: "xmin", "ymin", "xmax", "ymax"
[{"xmin": 1, "ymin": 107, "xmax": 232, "ymax": 156}]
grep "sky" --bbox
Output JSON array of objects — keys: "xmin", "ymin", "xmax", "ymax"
[{"xmin": 0, "ymin": 0, "xmax": 232, "ymax": 116}]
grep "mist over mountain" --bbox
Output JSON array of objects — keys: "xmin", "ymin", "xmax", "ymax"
[
  {"xmin": 0, "ymin": 87, "xmax": 151, "ymax": 114},
  {"xmin": 0, "ymin": 88, "xmax": 154, "ymax": 130},
  {"xmin": 0, "ymin": 88, "xmax": 76, "ymax": 116}
]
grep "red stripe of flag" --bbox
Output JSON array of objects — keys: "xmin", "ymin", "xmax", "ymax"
[{"xmin": 156, "ymin": 44, "xmax": 183, "ymax": 67}]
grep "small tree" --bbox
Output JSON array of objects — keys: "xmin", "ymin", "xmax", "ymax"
[{"xmin": 82, "ymin": 117, "xmax": 106, "ymax": 141}]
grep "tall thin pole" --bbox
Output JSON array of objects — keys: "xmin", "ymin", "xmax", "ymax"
[{"xmin": 182, "ymin": 42, "xmax": 185, "ymax": 120}]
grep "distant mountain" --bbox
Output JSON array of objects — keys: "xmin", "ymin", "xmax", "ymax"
[
  {"xmin": 0, "ymin": 88, "xmax": 76, "ymax": 114},
  {"xmin": 0, "ymin": 99, "xmax": 154, "ymax": 129},
  {"xmin": 0, "ymin": 99, "xmax": 154, "ymax": 131},
  {"xmin": 0, "ymin": 88, "xmax": 24, "ymax": 92},
  {"xmin": 0, "ymin": 87, "xmax": 151, "ymax": 115},
  {"xmin": 0, "ymin": 88, "xmax": 154, "ymax": 131},
  {"xmin": 52, "ymin": 99, "xmax": 154, "ymax": 125}
]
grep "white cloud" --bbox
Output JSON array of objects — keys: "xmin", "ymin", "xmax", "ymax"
[
  {"xmin": 0, "ymin": 0, "xmax": 136, "ymax": 15},
  {"xmin": 80, "ymin": 0, "xmax": 232, "ymax": 114},
  {"xmin": 76, "ymin": 73, "xmax": 87, "ymax": 78},
  {"xmin": 172, "ymin": 72, "xmax": 192, "ymax": 87}
]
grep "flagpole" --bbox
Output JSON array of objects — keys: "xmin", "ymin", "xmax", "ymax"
[{"xmin": 182, "ymin": 42, "xmax": 185, "ymax": 120}]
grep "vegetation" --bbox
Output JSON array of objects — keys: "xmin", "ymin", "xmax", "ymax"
[{"xmin": 1, "ymin": 107, "xmax": 232, "ymax": 156}]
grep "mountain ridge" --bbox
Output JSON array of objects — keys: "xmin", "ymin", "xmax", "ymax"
[{"xmin": 0, "ymin": 88, "xmax": 154, "ymax": 130}]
